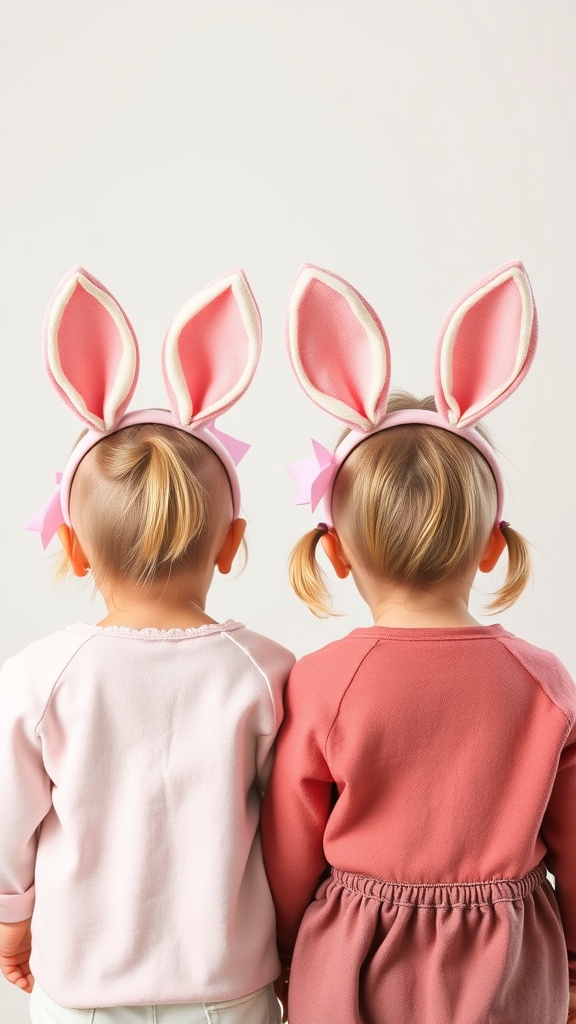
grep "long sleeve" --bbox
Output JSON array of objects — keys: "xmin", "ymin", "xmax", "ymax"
[
  {"xmin": 261, "ymin": 658, "xmax": 335, "ymax": 958},
  {"xmin": 255, "ymin": 641, "xmax": 295, "ymax": 793},
  {"xmin": 221, "ymin": 626, "xmax": 294, "ymax": 796},
  {"xmin": 0, "ymin": 657, "xmax": 52, "ymax": 922},
  {"xmin": 0, "ymin": 622, "xmax": 295, "ymax": 1007},
  {"xmin": 541, "ymin": 720, "xmax": 576, "ymax": 987}
]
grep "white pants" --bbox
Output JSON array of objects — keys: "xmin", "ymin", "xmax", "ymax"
[{"xmin": 29, "ymin": 982, "xmax": 281, "ymax": 1024}]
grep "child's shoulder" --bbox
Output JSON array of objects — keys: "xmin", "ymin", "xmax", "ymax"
[
  {"xmin": 290, "ymin": 630, "xmax": 380, "ymax": 689},
  {"xmin": 222, "ymin": 625, "xmax": 295, "ymax": 732},
  {"xmin": 1, "ymin": 625, "xmax": 93, "ymax": 673},
  {"xmin": 297, "ymin": 627, "xmax": 379, "ymax": 662},
  {"xmin": 280, "ymin": 632, "xmax": 380, "ymax": 728},
  {"xmin": 223, "ymin": 623, "xmax": 296, "ymax": 677},
  {"xmin": 495, "ymin": 627, "xmax": 576, "ymax": 723},
  {"xmin": 0, "ymin": 626, "xmax": 94, "ymax": 715}
]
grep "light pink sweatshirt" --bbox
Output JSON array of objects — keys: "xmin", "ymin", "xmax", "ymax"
[{"xmin": 0, "ymin": 621, "xmax": 294, "ymax": 1008}]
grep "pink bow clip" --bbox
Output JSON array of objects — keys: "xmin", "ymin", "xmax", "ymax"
[
  {"xmin": 208, "ymin": 423, "xmax": 251, "ymax": 467},
  {"xmin": 23, "ymin": 472, "xmax": 64, "ymax": 549},
  {"xmin": 288, "ymin": 440, "xmax": 337, "ymax": 512}
]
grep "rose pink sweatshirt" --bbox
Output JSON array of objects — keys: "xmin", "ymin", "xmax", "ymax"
[
  {"xmin": 261, "ymin": 624, "xmax": 576, "ymax": 985},
  {"xmin": 0, "ymin": 620, "xmax": 294, "ymax": 1008}
]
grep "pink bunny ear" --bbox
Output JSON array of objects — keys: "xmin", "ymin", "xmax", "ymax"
[
  {"xmin": 162, "ymin": 270, "xmax": 261, "ymax": 427},
  {"xmin": 287, "ymin": 264, "xmax": 391, "ymax": 431},
  {"xmin": 43, "ymin": 267, "xmax": 139, "ymax": 432},
  {"xmin": 434, "ymin": 261, "xmax": 537, "ymax": 428}
]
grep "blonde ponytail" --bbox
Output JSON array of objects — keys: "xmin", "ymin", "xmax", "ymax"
[
  {"xmin": 100, "ymin": 434, "xmax": 208, "ymax": 584},
  {"xmin": 63, "ymin": 423, "xmax": 235, "ymax": 587},
  {"xmin": 487, "ymin": 524, "xmax": 532, "ymax": 613},
  {"xmin": 289, "ymin": 527, "xmax": 332, "ymax": 618}
]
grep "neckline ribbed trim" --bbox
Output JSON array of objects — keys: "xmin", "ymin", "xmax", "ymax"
[
  {"xmin": 349, "ymin": 623, "xmax": 507, "ymax": 642},
  {"xmin": 67, "ymin": 619, "xmax": 243, "ymax": 640}
]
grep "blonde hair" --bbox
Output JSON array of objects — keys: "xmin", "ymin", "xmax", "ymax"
[
  {"xmin": 59, "ymin": 424, "xmax": 239, "ymax": 587},
  {"xmin": 290, "ymin": 392, "xmax": 531, "ymax": 616}
]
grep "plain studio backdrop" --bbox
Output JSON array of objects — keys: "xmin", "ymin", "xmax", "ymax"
[{"xmin": 1, "ymin": 0, "xmax": 575, "ymax": 1018}]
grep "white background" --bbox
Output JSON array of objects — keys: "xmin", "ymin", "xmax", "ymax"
[{"xmin": 1, "ymin": 0, "xmax": 575, "ymax": 1017}]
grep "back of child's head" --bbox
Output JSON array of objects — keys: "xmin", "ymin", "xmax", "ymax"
[
  {"xmin": 290, "ymin": 391, "xmax": 530, "ymax": 616},
  {"xmin": 26, "ymin": 267, "xmax": 262, "ymax": 577},
  {"xmin": 66, "ymin": 423, "xmax": 234, "ymax": 587},
  {"xmin": 284, "ymin": 262, "xmax": 537, "ymax": 618}
]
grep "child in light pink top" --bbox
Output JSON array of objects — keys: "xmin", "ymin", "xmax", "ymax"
[
  {"xmin": 261, "ymin": 264, "xmax": 576, "ymax": 1024},
  {"xmin": 0, "ymin": 269, "xmax": 294, "ymax": 1023}
]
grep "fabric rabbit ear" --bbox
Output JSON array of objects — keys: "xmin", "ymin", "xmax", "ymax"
[
  {"xmin": 287, "ymin": 264, "xmax": 391, "ymax": 431},
  {"xmin": 43, "ymin": 267, "xmax": 139, "ymax": 432},
  {"xmin": 434, "ymin": 261, "xmax": 537, "ymax": 428},
  {"xmin": 162, "ymin": 270, "xmax": 261, "ymax": 428}
]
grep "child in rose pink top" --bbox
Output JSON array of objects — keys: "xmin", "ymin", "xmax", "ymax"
[
  {"xmin": 261, "ymin": 264, "xmax": 576, "ymax": 1024},
  {"xmin": 0, "ymin": 268, "xmax": 293, "ymax": 1023}
]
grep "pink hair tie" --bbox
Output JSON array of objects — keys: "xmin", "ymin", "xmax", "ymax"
[
  {"xmin": 499, "ymin": 521, "xmax": 511, "ymax": 531},
  {"xmin": 286, "ymin": 261, "xmax": 538, "ymax": 529}
]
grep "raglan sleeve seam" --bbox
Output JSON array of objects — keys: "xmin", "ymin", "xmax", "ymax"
[
  {"xmin": 34, "ymin": 633, "xmax": 100, "ymax": 735},
  {"xmin": 492, "ymin": 637, "xmax": 574, "ymax": 737},
  {"xmin": 221, "ymin": 630, "xmax": 290, "ymax": 735},
  {"xmin": 324, "ymin": 639, "xmax": 382, "ymax": 760}
]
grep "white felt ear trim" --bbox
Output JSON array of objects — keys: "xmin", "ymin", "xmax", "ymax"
[
  {"xmin": 163, "ymin": 271, "xmax": 261, "ymax": 426},
  {"xmin": 288, "ymin": 266, "xmax": 389, "ymax": 431},
  {"xmin": 440, "ymin": 266, "xmax": 534, "ymax": 426},
  {"xmin": 46, "ymin": 272, "xmax": 138, "ymax": 432}
]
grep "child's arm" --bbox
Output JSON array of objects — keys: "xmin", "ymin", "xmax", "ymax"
[
  {"xmin": 0, "ymin": 920, "xmax": 33, "ymax": 993},
  {"xmin": 0, "ymin": 657, "xmax": 52, "ymax": 984},
  {"xmin": 541, "ymin": 720, "xmax": 576, "ymax": 997},
  {"xmin": 253, "ymin": 644, "xmax": 296, "ymax": 797},
  {"xmin": 261, "ymin": 657, "xmax": 335, "ymax": 961}
]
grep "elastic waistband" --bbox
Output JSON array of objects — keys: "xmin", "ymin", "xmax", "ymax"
[{"xmin": 330, "ymin": 862, "xmax": 547, "ymax": 909}]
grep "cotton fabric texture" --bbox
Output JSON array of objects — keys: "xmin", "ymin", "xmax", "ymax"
[
  {"xmin": 29, "ymin": 981, "xmax": 281, "ymax": 1024},
  {"xmin": 0, "ymin": 621, "xmax": 294, "ymax": 1008},
  {"xmin": 261, "ymin": 624, "xmax": 576, "ymax": 1024}
]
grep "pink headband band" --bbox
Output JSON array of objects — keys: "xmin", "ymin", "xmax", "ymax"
[
  {"xmin": 286, "ymin": 262, "xmax": 538, "ymax": 528},
  {"xmin": 25, "ymin": 267, "xmax": 262, "ymax": 548}
]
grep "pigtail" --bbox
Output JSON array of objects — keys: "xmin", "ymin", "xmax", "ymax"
[
  {"xmin": 487, "ymin": 524, "xmax": 532, "ymax": 613},
  {"xmin": 54, "ymin": 547, "xmax": 73, "ymax": 582},
  {"xmin": 289, "ymin": 527, "xmax": 333, "ymax": 618}
]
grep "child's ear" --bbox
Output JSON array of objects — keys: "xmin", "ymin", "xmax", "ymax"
[
  {"xmin": 478, "ymin": 525, "xmax": 507, "ymax": 574},
  {"xmin": 56, "ymin": 525, "xmax": 91, "ymax": 577},
  {"xmin": 320, "ymin": 530, "xmax": 351, "ymax": 580},
  {"xmin": 215, "ymin": 518, "xmax": 247, "ymax": 575}
]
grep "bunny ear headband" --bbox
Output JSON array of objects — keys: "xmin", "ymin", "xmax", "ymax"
[
  {"xmin": 25, "ymin": 267, "xmax": 261, "ymax": 548},
  {"xmin": 287, "ymin": 261, "xmax": 538, "ymax": 528}
]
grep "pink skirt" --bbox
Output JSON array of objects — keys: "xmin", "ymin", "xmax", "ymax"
[{"xmin": 288, "ymin": 862, "xmax": 569, "ymax": 1024}]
